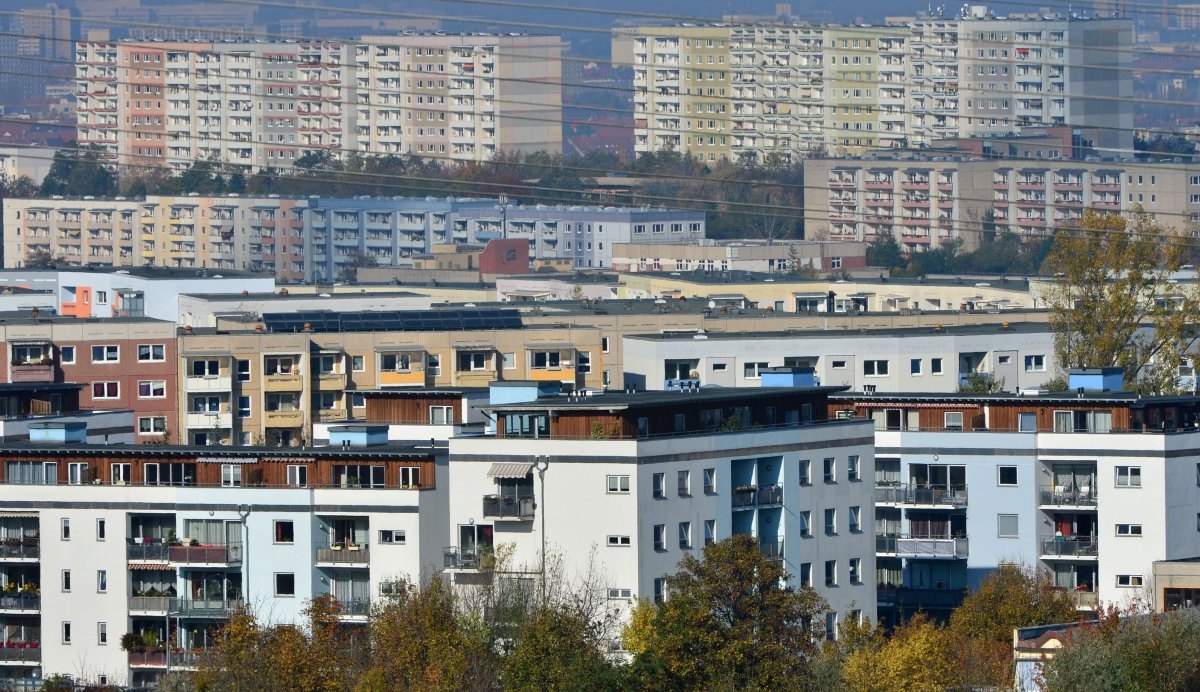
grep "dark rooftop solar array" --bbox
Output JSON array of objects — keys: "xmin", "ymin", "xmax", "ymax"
[{"xmin": 261, "ymin": 308, "xmax": 524, "ymax": 333}]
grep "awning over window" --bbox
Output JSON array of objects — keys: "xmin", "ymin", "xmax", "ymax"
[{"xmin": 486, "ymin": 462, "xmax": 533, "ymax": 479}]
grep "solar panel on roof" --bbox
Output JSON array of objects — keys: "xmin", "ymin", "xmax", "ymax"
[{"xmin": 260, "ymin": 308, "xmax": 525, "ymax": 333}]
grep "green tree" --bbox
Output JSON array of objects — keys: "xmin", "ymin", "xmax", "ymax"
[
  {"xmin": 1043, "ymin": 210, "xmax": 1199, "ymax": 393},
  {"xmin": 503, "ymin": 608, "xmax": 623, "ymax": 691},
  {"xmin": 1041, "ymin": 609, "xmax": 1200, "ymax": 692},
  {"xmin": 866, "ymin": 232, "xmax": 903, "ymax": 269},
  {"xmin": 958, "ymin": 372, "xmax": 1006, "ymax": 394},
  {"xmin": 39, "ymin": 148, "xmax": 117, "ymax": 197},
  {"xmin": 627, "ymin": 534, "xmax": 827, "ymax": 690}
]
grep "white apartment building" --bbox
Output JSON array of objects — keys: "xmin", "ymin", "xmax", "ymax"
[
  {"xmin": 833, "ymin": 369, "xmax": 1200, "ymax": 625},
  {"xmin": 804, "ymin": 156, "xmax": 1200, "ymax": 250},
  {"xmin": 445, "ymin": 378, "xmax": 876, "ymax": 641},
  {"xmin": 0, "ymin": 436, "xmax": 445, "ymax": 689},
  {"xmin": 4, "ymin": 196, "xmax": 704, "ymax": 281},
  {"xmin": 624, "ymin": 9, "xmax": 1132, "ymax": 164},
  {"xmin": 622, "ymin": 323, "xmax": 1057, "ymax": 393},
  {"xmin": 74, "ymin": 33, "xmax": 562, "ymax": 171}
]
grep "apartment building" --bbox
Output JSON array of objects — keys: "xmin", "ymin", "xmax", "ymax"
[
  {"xmin": 804, "ymin": 155, "xmax": 1200, "ymax": 250},
  {"xmin": 830, "ymin": 369, "xmax": 1200, "ymax": 625},
  {"xmin": 622, "ymin": 322, "xmax": 1057, "ymax": 393},
  {"xmin": 445, "ymin": 376, "xmax": 876, "ymax": 640},
  {"xmin": 625, "ymin": 10, "xmax": 1132, "ymax": 163},
  {"xmin": 74, "ymin": 33, "xmax": 561, "ymax": 170},
  {"xmin": 4, "ymin": 196, "xmax": 705, "ymax": 281},
  {"xmin": 609, "ymin": 239, "xmax": 866, "ymax": 274},
  {"xmin": 175, "ymin": 308, "xmax": 603, "ymax": 446},
  {"xmin": 0, "ymin": 317, "xmax": 177, "ymax": 441},
  {"xmin": 0, "ymin": 436, "xmax": 443, "ymax": 688}
]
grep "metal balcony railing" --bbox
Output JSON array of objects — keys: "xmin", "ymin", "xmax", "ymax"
[
  {"xmin": 0, "ymin": 595, "xmax": 38, "ymax": 611},
  {"xmin": 1040, "ymin": 538, "xmax": 1098, "ymax": 557},
  {"xmin": 482, "ymin": 494, "xmax": 535, "ymax": 520},
  {"xmin": 0, "ymin": 541, "xmax": 38, "ymax": 560},
  {"xmin": 315, "ymin": 543, "xmax": 369, "ymax": 564},
  {"xmin": 875, "ymin": 484, "xmax": 968, "ymax": 507},
  {"xmin": 1038, "ymin": 487, "xmax": 1097, "ymax": 507},
  {"xmin": 168, "ymin": 543, "xmax": 243, "ymax": 565},
  {"xmin": 443, "ymin": 546, "xmax": 491, "ymax": 571},
  {"xmin": 127, "ymin": 543, "xmax": 169, "ymax": 561}
]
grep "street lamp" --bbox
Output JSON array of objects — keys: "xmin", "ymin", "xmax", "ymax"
[
  {"xmin": 237, "ymin": 504, "xmax": 251, "ymax": 606},
  {"xmin": 499, "ymin": 194, "xmax": 509, "ymax": 240},
  {"xmin": 534, "ymin": 455, "xmax": 549, "ymax": 607}
]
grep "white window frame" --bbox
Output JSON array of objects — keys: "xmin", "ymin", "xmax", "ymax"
[
  {"xmin": 863, "ymin": 359, "xmax": 889, "ymax": 377},
  {"xmin": 1024, "ymin": 354, "xmax": 1046, "ymax": 372},
  {"xmin": 137, "ymin": 344, "xmax": 166, "ymax": 362},
  {"xmin": 1116, "ymin": 466, "xmax": 1142, "ymax": 488},
  {"xmin": 1115, "ymin": 524, "xmax": 1143, "ymax": 537},
  {"xmin": 606, "ymin": 535, "xmax": 631, "ymax": 547},
  {"xmin": 91, "ymin": 345, "xmax": 119, "ymax": 363},
  {"xmin": 606, "ymin": 475, "xmax": 630, "ymax": 493},
  {"xmin": 1116, "ymin": 574, "xmax": 1144, "ymax": 588}
]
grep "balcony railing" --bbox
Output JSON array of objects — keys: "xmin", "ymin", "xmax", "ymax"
[
  {"xmin": 732, "ymin": 486, "xmax": 757, "ymax": 508},
  {"xmin": 337, "ymin": 598, "xmax": 370, "ymax": 618},
  {"xmin": 443, "ymin": 546, "xmax": 492, "ymax": 571},
  {"xmin": 759, "ymin": 538, "xmax": 784, "ymax": 560},
  {"xmin": 482, "ymin": 494, "xmax": 535, "ymax": 520},
  {"xmin": 170, "ymin": 598, "xmax": 243, "ymax": 618},
  {"xmin": 0, "ymin": 541, "xmax": 38, "ymax": 560},
  {"xmin": 127, "ymin": 543, "xmax": 169, "ymax": 562},
  {"xmin": 168, "ymin": 543, "xmax": 243, "ymax": 565},
  {"xmin": 1039, "ymin": 487, "xmax": 1097, "ymax": 507},
  {"xmin": 129, "ymin": 596, "xmax": 172, "ymax": 613},
  {"xmin": 877, "ymin": 585, "xmax": 968, "ymax": 609},
  {"xmin": 758, "ymin": 483, "xmax": 783, "ymax": 506},
  {"xmin": 877, "ymin": 534, "xmax": 969, "ymax": 558},
  {"xmin": 0, "ymin": 595, "xmax": 38, "ymax": 612},
  {"xmin": 0, "ymin": 645, "xmax": 39, "ymax": 662},
  {"xmin": 128, "ymin": 649, "xmax": 203, "ymax": 668},
  {"xmin": 875, "ymin": 484, "xmax": 968, "ymax": 507},
  {"xmin": 1040, "ymin": 537, "xmax": 1098, "ymax": 557},
  {"xmin": 315, "ymin": 543, "xmax": 369, "ymax": 565}
]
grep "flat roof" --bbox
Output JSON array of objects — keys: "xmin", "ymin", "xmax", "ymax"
[
  {"xmin": 625, "ymin": 270, "xmax": 1032, "ymax": 290},
  {"xmin": 0, "ymin": 266, "xmax": 267, "ymax": 280},
  {"xmin": 831, "ymin": 391, "xmax": 1200, "ymax": 406},
  {"xmin": 629, "ymin": 322, "xmax": 1051, "ymax": 341},
  {"xmin": 489, "ymin": 386, "xmax": 848, "ymax": 412},
  {"xmin": 360, "ymin": 387, "xmax": 488, "ymax": 396},
  {"xmin": 182, "ymin": 290, "xmax": 426, "ymax": 301},
  {"xmin": 0, "ymin": 443, "xmax": 432, "ymax": 458}
]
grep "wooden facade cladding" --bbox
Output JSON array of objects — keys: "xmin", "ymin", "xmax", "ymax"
[
  {"xmin": 0, "ymin": 450, "xmax": 436, "ymax": 489},
  {"xmin": 365, "ymin": 393, "xmax": 462, "ymax": 425}
]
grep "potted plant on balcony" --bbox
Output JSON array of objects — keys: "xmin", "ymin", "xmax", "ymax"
[
  {"xmin": 1, "ymin": 582, "xmax": 16, "ymax": 595},
  {"xmin": 120, "ymin": 632, "xmax": 141, "ymax": 652},
  {"xmin": 19, "ymin": 583, "xmax": 36, "ymax": 596},
  {"xmin": 166, "ymin": 529, "xmax": 181, "ymax": 547}
]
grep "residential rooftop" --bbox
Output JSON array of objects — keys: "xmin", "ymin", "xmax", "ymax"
[
  {"xmin": 627, "ymin": 321, "xmax": 1050, "ymax": 340},
  {"xmin": 487, "ymin": 385, "xmax": 849, "ymax": 412}
]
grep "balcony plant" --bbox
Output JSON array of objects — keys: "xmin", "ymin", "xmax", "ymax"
[
  {"xmin": 1, "ymin": 583, "xmax": 15, "ymax": 595},
  {"xmin": 120, "ymin": 632, "xmax": 141, "ymax": 652},
  {"xmin": 166, "ymin": 529, "xmax": 181, "ymax": 547}
]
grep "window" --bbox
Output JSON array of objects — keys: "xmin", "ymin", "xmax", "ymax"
[
  {"xmin": 429, "ymin": 406, "xmax": 453, "ymax": 425},
  {"xmin": 825, "ymin": 613, "xmax": 837, "ymax": 641},
  {"xmin": 607, "ymin": 535, "xmax": 631, "ymax": 547},
  {"xmin": 96, "ymin": 291, "xmax": 107, "ymax": 304},
  {"xmin": 137, "ymin": 344, "xmax": 165, "ymax": 362},
  {"xmin": 265, "ymin": 355, "xmax": 297, "ymax": 376},
  {"xmin": 427, "ymin": 354, "xmax": 441, "ymax": 376},
  {"xmin": 653, "ymin": 524, "xmax": 666, "ymax": 551},
  {"xmin": 137, "ymin": 380, "xmax": 166, "ymax": 399},
  {"xmin": 832, "ymin": 360, "xmax": 847, "ymax": 369},
  {"xmin": 578, "ymin": 352, "xmax": 591, "ymax": 374},
  {"xmin": 1116, "ymin": 574, "xmax": 1144, "ymax": 588},
  {"xmin": 62, "ymin": 622, "xmax": 72, "ymax": 645},
  {"xmin": 799, "ymin": 460, "xmax": 811, "ymax": 485},
  {"xmin": 678, "ymin": 521, "xmax": 692, "ymax": 549},
  {"xmin": 849, "ymin": 506, "xmax": 861, "ymax": 533},
  {"xmin": 800, "ymin": 562, "xmax": 812, "ymax": 587},
  {"xmin": 910, "ymin": 358, "xmax": 922, "ymax": 375},
  {"xmin": 1116, "ymin": 524, "xmax": 1143, "ymax": 537},
  {"xmin": 286, "ymin": 465, "xmax": 308, "ymax": 487},
  {"xmin": 1019, "ymin": 412, "xmax": 1037, "ymax": 432},
  {"xmin": 456, "ymin": 351, "xmax": 490, "ymax": 372},
  {"xmin": 944, "ymin": 411, "xmax": 964, "ymax": 431},
  {"xmin": 677, "ymin": 470, "xmax": 691, "ymax": 496},
  {"xmin": 236, "ymin": 359, "xmax": 250, "ymax": 381},
  {"xmin": 606, "ymin": 475, "xmax": 630, "ymax": 493},
  {"xmin": 68, "ymin": 462, "xmax": 88, "ymax": 485},
  {"xmin": 96, "ymin": 518, "xmax": 106, "ymax": 540},
  {"xmin": 221, "ymin": 465, "xmax": 242, "ymax": 487},
  {"xmin": 501, "ymin": 353, "xmax": 516, "ymax": 370},
  {"xmin": 607, "ymin": 588, "xmax": 633, "ymax": 600},
  {"xmin": 601, "ymin": 337, "xmax": 610, "ymax": 353},
  {"xmin": 931, "ymin": 358, "xmax": 943, "ymax": 374},
  {"xmin": 825, "ymin": 560, "xmax": 838, "ymax": 586},
  {"xmin": 998, "ymin": 466, "xmax": 1018, "ymax": 486},
  {"xmin": 653, "ymin": 577, "xmax": 666, "ymax": 603},
  {"xmin": 799, "ymin": 511, "xmax": 812, "ymax": 537},
  {"xmin": 849, "ymin": 558, "xmax": 862, "ymax": 584},
  {"xmin": 863, "ymin": 360, "xmax": 889, "ymax": 376},
  {"xmin": 703, "ymin": 468, "xmax": 716, "ymax": 494},
  {"xmin": 351, "ymin": 355, "xmax": 365, "ymax": 372},
  {"xmin": 92, "ymin": 382, "xmax": 119, "ymax": 399},
  {"xmin": 275, "ymin": 573, "xmax": 296, "ymax": 597},
  {"xmin": 1024, "ymin": 354, "xmax": 1046, "ymax": 372},
  {"xmin": 848, "ymin": 455, "xmax": 861, "ymax": 481},
  {"xmin": 351, "ymin": 393, "xmax": 366, "ymax": 409},
  {"xmin": 60, "ymin": 346, "xmax": 75, "ymax": 364},
  {"xmin": 998, "ymin": 514, "xmax": 1019, "ymax": 538},
  {"xmin": 61, "ymin": 518, "xmax": 70, "ymax": 540},
  {"xmin": 96, "ymin": 570, "xmax": 107, "ymax": 593},
  {"xmin": 652, "ymin": 473, "xmax": 666, "ymax": 499},
  {"xmin": 274, "ymin": 521, "xmax": 294, "ymax": 543},
  {"xmin": 91, "ymin": 345, "xmax": 119, "ymax": 363},
  {"xmin": 1116, "ymin": 466, "xmax": 1142, "ymax": 488},
  {"xmin": 824, "ymin": 458, "xmax": 836, "ymax": 483},
  {"xmin": 825, "ymin": 508, "xmax": 837, "ymax": 535},
  {"xmin": 704, "ymin": 519, "xmax": 715, "ymax": 545},
  {"xmin": 378, "ymin": 530, "xmax": 406, "ymax": 544},
  {"xmin": 98, "ymin": 622, "xmax": 108, "ymax": 645},
  {"xmin": 743, "ymin": 362, "xmax": 769, "ymax": 379},
  {"xmin": 193, "ymin": 360, "xmax": 220, "ymax": 378},
  {"xmin": 62, "ymin": 569, "xmax": 71, "ymax": 591}
]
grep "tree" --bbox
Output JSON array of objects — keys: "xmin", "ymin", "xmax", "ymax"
[
  {"xmin": 1043, "ymin": 210, "xmax": 1199, "ymax": 394},
  {"xmin": 866, "ymin": 232, "xmax": 902, "ymax": 269},
  {"xmin": 502, "ymin": 608, "xmax": 623, "ymax": 691},
  {"xmin": 958, "ymin": 372, "xmax": 1006, "ymax": 394},
  {"xmin": 39, "ymin": 148, "xmax": 117, "ymax": 197},
  {"xmin": 338, "ymin": 250, "xmax": 378, "ymax": 283},
  {"xmin": 842, "ymin": 615, "xmax": 959, "ymax": 692},
  {"xmin": 627, "ymin": 535, "xmax": 827, "ymax": 690},
  {"xmin": 22, "ymin": 248, "xmax": 63, "ymax": 269}
]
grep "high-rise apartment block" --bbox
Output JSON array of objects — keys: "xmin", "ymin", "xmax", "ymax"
[
  {"xmin": 623, "ymin": 8, "xmax": 1132, "ymax": 163},
  {"xmin": 75, "ymin": 32, "xmax": 562, "ymax": 169}
]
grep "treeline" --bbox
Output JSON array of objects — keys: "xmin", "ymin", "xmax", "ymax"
[
  {"xmin": 21, "ymin": 148, "xmax": 808, "ymax": 242},
  {"xmin": 128, "ymin": 537, "xmax": 1200, "ymax": 692}
]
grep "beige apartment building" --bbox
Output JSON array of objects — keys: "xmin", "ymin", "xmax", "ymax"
[
  {"xmin": 804, "ymin": 156, "xmax": 1200, "ymax": 250},
  {"xmin": 621, "ymin": 10, "xmax": 1132, "ymax": 164},
  {"xmin": 176, "ymin": 320, "xmax": 602, "ymax": 446},
  {"xmin": 75, "ymin": 32, "xmax": 561, "ymax": 171}
]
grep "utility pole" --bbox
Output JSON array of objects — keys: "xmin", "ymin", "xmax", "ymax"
[{"xmin": 534, "ymin": 456, "xmax": 549, "ymax": 607}]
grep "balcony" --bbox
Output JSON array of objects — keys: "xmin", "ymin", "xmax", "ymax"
[
  {"xmin": 128, "ymin": 596, "xmax": 171, "ymax": 614},
  {"xmin": 759, "ymin": 538, "xmax": 784, "ymax": 560},
  {"xmin": 127, "ymin": 542, "xmax": 169, "ymax": 562},
  {"xmin": 170, "ymin": 599, "xmax": 243, "ymax": 618},
  {"xmin": 482, "ymin": 494, "xmax": 535, "ymax": 521},
  {"xmin": 264, "ymin": 410, "xmax": 303, "ymax": 427},
  {"xmin": 168, "ymin": 543, "xmax": 243, "ymax": 566},
  {"xmin": 263, "ymin": 373, "xmax": 304, "ymax": 392},
  {"xmin": 379, "ymin": 370, "xmax": 428, "ymax": 387},
  {"xmin": 875, "ymin": 484, "xmax": 967, "ymax": 508},
  {"xmin": 0, "ymin": 595, "xmax": 38, "ymax": 613},
  {"xmin": 757, "ymin": 483, "xmax": 783, "ymax": 506},
  {"xmin": 0, "ymin": 645, "xmax": 39, "ymax": 663},
  {"xmin": 186, "ymin": 412, "xmax": 232, "ymax": 429},
  {"xmin": 128, "ymin": 650, "xmax": 203, "ymax": 669},
  {"xmin": 8, "ymin": 364, "xmax": 54, "ymax": 384},
  {"xmin": 1040, "ymin": 537, "xmax": 1098, "ymax": 558},
  {"xmin": 0, "ymin": 540, "xmax": 38, "ymax": 562},
  {"xmin": 185, "ymin": 375, "xmax": 231, "ymax": 392},
  {"xmin": 1038, "ymin": 487, "xmax": 1097, "ymax": 508},
  {"xmin": 877, "ymin": 585, "xmax": 967, "ymax": 610},
  {"xmin": 337, "ymin": 598, "xmax": 370, "ymax": 621},
  {"xmin": 443, "ymin": 546, "xmax": 492, "ymax": 571},
  {"xmin": 315, "ymin": 543, "xmax": 369, "ymax": 566},
  {"xmin": 877, "ymin": 534, "xmax": 969, "ymax": 559}
]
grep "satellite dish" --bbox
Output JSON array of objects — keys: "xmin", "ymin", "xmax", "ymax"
[{"xmin": 707, "ymin": 300, "xmax": 716, "ymax": 309}]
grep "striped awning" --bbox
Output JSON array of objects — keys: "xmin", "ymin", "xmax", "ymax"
[
  {"xmin": 128, "ymin": 563, "xmax": 175, "ymax": 571},
  {"xmin": 487, "ymin": 462, "xmax": 533, "ymax": 479}
]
